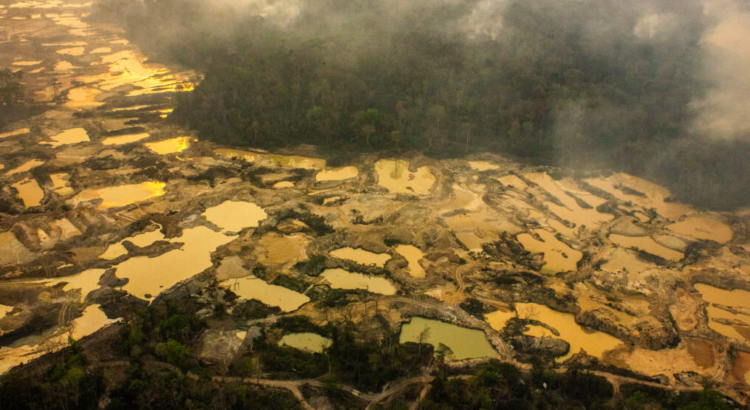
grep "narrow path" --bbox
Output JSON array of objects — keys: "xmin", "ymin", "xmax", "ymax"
[{"xmin": 94, "ymin": 358, "xmax": 721, "ymax": 410}]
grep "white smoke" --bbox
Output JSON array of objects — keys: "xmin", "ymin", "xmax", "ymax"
[
  {"xmin": 692, "ymin": 0, "xmax": 750, "ymax": 140},
  {"xmin": 460, "ymin": 0, "xmax": 510, "ymax": 40},
  {"xmin": 633, "ymin": 13, "xmax": 679, "ymax": 39}
]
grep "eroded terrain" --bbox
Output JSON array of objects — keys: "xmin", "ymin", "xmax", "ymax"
[{"xmin": 2, "ymin": 0, "xmax": 750, "ymax": 406}]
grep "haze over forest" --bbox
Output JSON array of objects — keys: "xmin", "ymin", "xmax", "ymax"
[
  {"xmin": 4, "ymin": 1, "xmax": 750, "ymax": 408},
  {"xmin": 93, "ymin": 0, "xmax": 750, "ymax": 210}
]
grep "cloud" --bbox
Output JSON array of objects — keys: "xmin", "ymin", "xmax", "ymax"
[
  {"xmin": 691, "ymin": 0, "xmax": 750, "ymax": 140},
  {"xmin": 460, "ymin": 0, "xmax": 510, "ymax": 40}
]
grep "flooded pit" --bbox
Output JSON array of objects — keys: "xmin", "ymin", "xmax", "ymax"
[
  {"xmin": 202, "ymin": 200, "xmax": 267, "ymax": 232},
  {"xmin": 584, "ymin": 173, "xmax": 691, "ymax": 220},
  {"xmin": 30, "ymin": 268, "xmax": 108, "ymax": 301},
  {"xmin": 496, "ymin": 174, "xmax": 528, "ymax": 189},
  {"xmin": 99, "ymin": 226, "xmax": 164, "ymax": 260},
  {"xmin": 279, "ymin": 333, "xmax": 332, "ymax": 353},
  {"xmin": 69, "ymin": 304, "xmax": 120, "ymax": 341},
  {"xmin": 0, "ymin": 304, "xmax": 12, "ymax": 317},
  {"xmin": 54, "ymin": 61, "xmax": 76, "ymax": 72},
  {"xmin": 399, "ymin": 317, "xmax": 498, "ymax": 361},
  {"xmin": 55, "ymin": 46, "xmax": 84, "ymax": 56},
  {"xmin": 609, "ymin": 234, "xmax": 683, "ymax": 261},
  {"xmin": 222, "ymin": 276, "xmax": 309, "ymax": 312},
  {"xmin": 695, "ymin": 283, "xmax": 750, "ymax": 341},
  {"xmin": 468, "ymin": 161, "xmax": 499, "ymax": 171},
  {"xmin": 730, "ymin": 351, "xmax": 750, "ymax": 385},
  {"xmin": 6, "ymin": 159, "xmax": 45, "ymax": 175},
  {"xmin": 49, "ymin": 173, "xmax": 73, "ymax": 196},
  {"xmin": 316, "ymin": 166, "xmax": 358, "ymax": 181},
  {"xmin": 255, "ymin": 232, "xmax": 309, "ymax": 266},
  {"xmin": 274, "ymin": 181, "xmax": 294, "ymax": 189},
  {"xmin": 118, "ymin": 226, "xmax": 236, "ymax": 299},
  {"xmin": 101, "ymin": 132, "xmax": 149, "ymax": 146},
  {"xmin": 0, "ymin": 128, "xmax": 30, "ymax": 139},
  {"xmin": 685, "ymin": 338, "xmax": 716, "ymax": 369},
  {"xmin": 374, "ymin": 159, "xmax": 435, "ymax": 194},
  {"xmin": 395, "ymin": 245, "xmax": 426, "ymax": 278},
  {"xmin": 600, "ymin": 248, "xmax": 654, "ymax": 277},
  {"xmin": 12, "ymin": 60, "xmax": 42, "ymax": 66},
  {"xmin": 330, "ymin": 247, "xmax": 391, "ymax": 267},
  {"xmin": 64, "ymin": 87, "xmax": 103, "ymax": 108},
  {"xmin": 12, "ymin": 177, "xmax": 44, "ymax": 207},
  {"xmin": 320, "ymin": 268, "xmax": 397, "ymax": 295},
  {"xmin": 0, "ymin": 345, "xmax": 44, "ymax": 376},
  {"xmin": 525, "ymin": 173, "xmax": 613, "ymax": 229},
  {"xmin": 42, "ymin": 128, "xmax": 89, "ymax": 148},
  {"xmin": 487, "ymin": 303, "xmax": 623, "ymax": 361},
  {"xmin": 71, "ymin": 181, "xmax": 166, "ymax": 209},
  {"xmin": 214, "ymin": 148, "xmax": 326, "ymax": 169},
  {"xmin": 42, "ymin": 41, "xmax": 88, "ymax": 47},
  {"xmin": 517, "ymin": 230, "xmax": 582, "ymax": 273},
  {"xmin": 144, "ymin": 137, "xmax": 191, "ymax": 154},
  {"xmin": 667, "ymin": 216, "xmax": 733, "ymax": 243}
]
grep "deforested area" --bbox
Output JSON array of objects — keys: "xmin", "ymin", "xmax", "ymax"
[{"xmin": 1, "ymin": 0, "xmax": 750, "ymax": 409}]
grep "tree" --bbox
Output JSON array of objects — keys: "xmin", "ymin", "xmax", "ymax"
[
  {"xmin": 417, "ymin": 326, "xmax": 431, "ymax": 355},
  {"xmin": 461, "ymin": 122, "xmax": 476, "ymax": 152},
  {"xmin": 362, "ymin": 124, "xmax": 375, "ymax": 146},
  {"xmin": 0, "ymin": 68, "xmax": 23, "ymax": 106}
]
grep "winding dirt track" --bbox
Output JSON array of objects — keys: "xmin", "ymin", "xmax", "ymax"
[{"xmin": 93, "ymin": 355, "xmax": 717, "ymax": 410}]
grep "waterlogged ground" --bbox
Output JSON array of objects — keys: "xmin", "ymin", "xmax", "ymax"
[{"xmin": 1, "ymin": 0, "xmax": 750, "ymax": 403}]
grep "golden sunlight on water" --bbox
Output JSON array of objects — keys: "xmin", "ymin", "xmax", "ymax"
[
  {"xmin": 12, "ymin": 178, "xmax": 44, "ymax": 207},
  {"xmin": 609, "ymin": 234, "xmax": 684, "ymax": 261},
  {"xmin": 222, "ymin": 276, "xmax": 310, "ymax": 311},
  {"xmin": 315, "ymin": 166, "xmax": 359, "ymax": 181},
  {"xmin": 517, "ymin": 230, "xmax": 582, "ymax": 273},
  {"xmin": 667, "ymin": 216, "xmax": 733, "ymax": 243},
  {"xmin": 215, "ymin": 148, "xmax": 326, "ymax": 169},
  {"xmin": 395, "ymin": 245, "xmax": 426, "ymax": 278},
  {"xmin": 101, "ymin": 133, "xmax": 150, "ymax": 146},
  {"xmin": 0, "ymin": 128, "xmax": 30, "ymax": 139},
  {"xmin": 145, "ymin": 137, "xmax": 191, "ymax": 154},
  {"xmin": 487, "ymin": 303, "xmax": 624, "ymax": 361},
  {"xmin": 330, "ymin": 247, "xmax": 391, "ymax": 267},
  {"xmin": 695, "ymin": 284, "xmax": 750, "ymax": 342},
  {"xmin": 202, "ymin": 201, "xmax": 267, "ymax": 232},
  {"xmin": 42, "ymin": 128, "xmax": 90, "ymax": 148},
  {"xmin": 70, "ymin": 181, "xmax": 166, "ymax": 208},
  {"xmin": 320, "ymin": 268, "xmax": 397, "ymax": 295},
  {"xmin": 6, "ymin": 159, "xmax": 45, "ymax": 175}
]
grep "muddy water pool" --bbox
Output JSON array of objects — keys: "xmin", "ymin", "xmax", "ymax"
[
  {"xmin": 71, "ymin": 181, "xmax": 166, "ymax": 208},
  {"xmin": 279, "ymin": 333, "xmax": 332, "ymax": 353},
  {"xmin": 399, "ymin": 317, "xmax": 497, "ymax": 360},
  {"xmin": 329, "ymin": 247, "xmax": 391, "ymax": 267},
  {"xmin": 320, "ymin": 268, "xmax": 396, "ymax": 295},
  {"xmin": 221, "ymin": 277, "xmax": 309, "ymax": 312},
  {"xmin": 374, "ymin": 159, "xmax": 435, "ymax": 194},
  {"xmin": 145, "ymin": 137, "xmax": 190, "ymax": 154},
  {"xmin": 202, "ymin": 200, "xmax": 267, "ymax": 232},
  {"xmin": 395, "ymin": 245, "xmax": 426, "ymax": 278},
  {"xmin": 517, "ymin": 230, "xmax": 582, "ymax": 273}
]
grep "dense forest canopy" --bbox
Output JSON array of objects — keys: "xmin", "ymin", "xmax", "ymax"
[{"xmin": 94, "ymin": 0, "xmax": 750, "ymax": 210}]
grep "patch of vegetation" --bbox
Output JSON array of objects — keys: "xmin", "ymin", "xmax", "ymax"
[
  {"xmin": 459, "ymin": 298, "xmax": 494, "ymax": 320},
  {"xmin": 232, "ymin": 299, "xmax": 282, "ymax": 320},
  {"xmin": 272, "ymin": 274, "xmax": 309, "ymax": 293},
  {"xmin": 294, "ymin": 254, "xmax": 328, "ymax": 277},
  {"xmin": 620, "ymin": 383, "xmax": 734, "ymax": 410}
]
